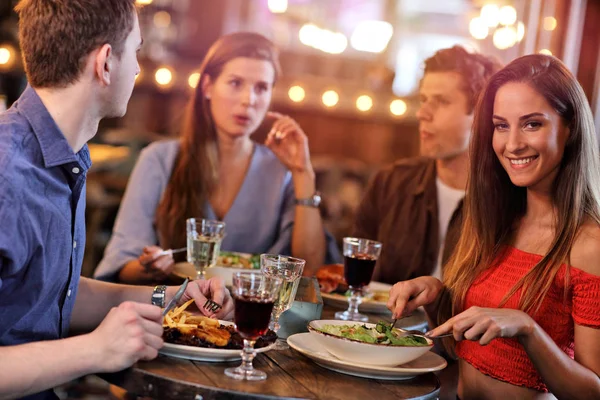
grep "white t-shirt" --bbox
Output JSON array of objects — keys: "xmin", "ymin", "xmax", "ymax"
[{"xmin": 432, "ymin": 177, "xmax": 465, "ymax": 280}]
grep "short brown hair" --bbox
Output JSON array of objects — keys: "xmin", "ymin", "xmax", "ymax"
[
  {"xmin": 15, "ymin": 0, "xmax": 137, "ymax": 88},
  {"xmin": 423, "ymin": 46, "xmax": 502, "ymax": 113}
]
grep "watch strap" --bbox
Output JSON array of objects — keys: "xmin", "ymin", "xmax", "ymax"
[
  {"xmin": 294, "ymin": 192, "xmax": 321, "ymax": 208},
  {"xmin": 151, "ymin": 285, "xmax": 167, "ymax": 307}
]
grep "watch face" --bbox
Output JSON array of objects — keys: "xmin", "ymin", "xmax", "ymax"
[{"xmin": 313, "ymin": 194, "xmax": 322, "ymax": 206}]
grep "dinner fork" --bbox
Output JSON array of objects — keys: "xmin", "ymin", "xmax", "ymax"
[{"xmin": 203, "ymin": 299, "xmax": 222, "ymax": 313}]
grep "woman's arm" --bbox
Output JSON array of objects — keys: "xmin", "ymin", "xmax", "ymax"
[
  {"xmin": 522, "ymin": 322, "xmax": 600, "ymax": 399},
  {"xmin": 290, "ymin": 168, "xmax": 326, "ymax": 275},
  {"xmin": 94, "ymin": 142, "xmax": 175, "ymax": 283},
  {"xmin": 265, "ymin": 112, "xmax": 326, "ymax": 275}
]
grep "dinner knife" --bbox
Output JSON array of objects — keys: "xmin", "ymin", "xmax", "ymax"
[{"xmin": 162, "ymin": 277, "xmax": 189, "ymax": 317}]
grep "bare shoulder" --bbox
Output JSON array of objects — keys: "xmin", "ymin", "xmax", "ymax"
[{"xmin": 569, "ymin": 221, "xmax": 600, "ymax": 276}]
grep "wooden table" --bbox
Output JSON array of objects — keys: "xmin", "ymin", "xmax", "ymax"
[
  {"xmin": 100, "ymin": 344, "xmax": 440, "ymax": 400},
  {"xmin": 99, "ymin": 302, "xmax": 456, "ymax": 400}
]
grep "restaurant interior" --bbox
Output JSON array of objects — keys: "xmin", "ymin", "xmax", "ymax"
[{"xmin": 1, "ymin": 0, "xmax": 600, "ymax": 399}]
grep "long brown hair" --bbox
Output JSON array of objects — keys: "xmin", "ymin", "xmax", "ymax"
[
  {"xmin": 156, "ymin": 32, "xmax": 281, "ymax": 249},
  {"xmin": 441, "ymin": 55, "xmax": 600, "ymax": 326}
]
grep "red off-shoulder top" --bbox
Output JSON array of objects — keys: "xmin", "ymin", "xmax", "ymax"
[{"xmin": 455, "ymin": 246, "xmax": 600, "ymax": 392}]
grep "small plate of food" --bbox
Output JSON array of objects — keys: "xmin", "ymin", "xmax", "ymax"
[
  {"xmin": 160, "ymin": 299, "xmax": 277, "ymax": 362},
  {"xmin": 172, "ymin": 251, "xmax": 260, "ymax": 286},
  {"xmin": 317, "ymin": 264, "xmax": 392, "ymax": 314}
]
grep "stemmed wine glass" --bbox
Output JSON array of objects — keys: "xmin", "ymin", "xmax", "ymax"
[
  {"xmin": 224, "ymin": 272, "xmax": 282, "ymax": 381},
  {"xmin": 186, "ymin": 218, "xmax": 225, "ymax": 280},
  {"xmin": 260, "ymin": 254, "xmax": 305, "ymax": 333},
  {"xmin": 334, "ymin": 237, "xmax": 382, "ymax": 322}
]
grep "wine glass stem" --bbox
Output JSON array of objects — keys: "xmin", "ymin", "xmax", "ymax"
[
  {"xmin": 348, "ymin": 287, "xmax": 362, "ymax": 314},
  {"xmin": 195, "ymin": 267, "xmax": 205, "ymax": 280},
  {"xmin": 269, "ymin": 309, "xmax": 282, "ymax": 332},
  {"xmin": 241, "ymin": 339, "xmax": 257, "ymax": 373}
]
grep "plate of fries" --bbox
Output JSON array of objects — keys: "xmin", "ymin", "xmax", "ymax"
[{"xmin": 161, "ymin": 299, "xmax": 277, "ymax": 362}]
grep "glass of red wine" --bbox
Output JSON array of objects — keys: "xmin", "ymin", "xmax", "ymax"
[
  {"xmin": 224, "ymin": 271, "xmax": 282, "ymax": 381},
  {"xmin": 334, "ymin": 237, "xmax": 382, "ymax": 322}
]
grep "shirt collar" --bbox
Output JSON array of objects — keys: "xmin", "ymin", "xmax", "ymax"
[{"xmin": 16, "ymin": 85, "xmax": 90, "ymax": 170}]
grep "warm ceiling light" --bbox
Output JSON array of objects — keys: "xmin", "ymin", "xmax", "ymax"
[
  {"xmin": 155, "ymin": 67, "xmax": 173, "ymax": 86},
  {"xmin": 493, "ymin": 26, "xmax": 518, "ymax": 50},
  {"xmin": 153, "ymin": 11, "xmax": 171, "ymax": 28},
  {"xmin": 516, "ymin": 21, "xmax": 525, "ymax": 42},
  {"xmin": 469, "ymin": 17, "xmax": 489, "ymax": 40},
  {"xmin": 480, "ymin": 4, "xmax": 500, "ymax": 28},
  {"xmin": 288, "ymin": 85, "xmax": 305, "ymax": 102},
  {"xmin": 539, "ymin": 49, "xmax": 553, "ymax": 55},
  {"xmin": 499, "ymin": 6, "xmax": 517, "ymax": 26},
  {"xmin": 136, "ymin": 0, "xmax": 153, "ymax": 4},
  {"xmin": 350, "ymin": 21, "xmax": 393, "ymax": 53},
  {"xmin": 188, "ymin": 72, "xmax": 200, "ymax": 89},
  {"xmin": 0, "ymin": 47, "xmax": 11, "ymax": 65},
  {"xmin": 322, "ymin": 90, "xmax": 339, "ymax": 107},
  {"xmin": 268, "ymin": 0, "xmax": 288, "ymax": 13},
  {"xmin": 390, "ymin": 99, "xmax": 407, "ymax": 116},
  {"xmin": 356, "ymin": 95, "xmax": 373, "ymax": 112},
  {"xmin": 299, "ymin": 23, "xmax": 347, "ymax": 54},
  {"xmin": 543, "ymin": 17, "xmax": 557, "ymax": 31}
]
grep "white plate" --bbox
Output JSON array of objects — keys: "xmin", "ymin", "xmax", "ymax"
[
  {"xmin": 160, "ymin": 321, "xmax": 276, "ymax": 362},
  {"xmin": 287, "ymin": 333, "xmax": 447, "ymax": 380},
  {"xmin": 321, "ymin": 281, "xmax": 392, "ymax": 314}
]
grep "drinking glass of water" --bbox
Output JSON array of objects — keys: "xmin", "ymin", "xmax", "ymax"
[
  {"xmin": 224, "ymin": 272, "xmax": 282, "ymax": 381},
  {"xmin": 260, "ymin": 254, "xmax": 305, "ymax": 333},
  {"xmin": 186, "ymin": 218, "xmax": 226, "ymax": 280},
  {"xmin": 334, "ymin": 237, "xmax": 382, "ymax": 322}
]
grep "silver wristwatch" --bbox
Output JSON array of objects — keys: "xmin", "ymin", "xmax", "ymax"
[
  {"xmin": 295, "ymin": 192, "xmax": 322, "ymax": 208},
  {"xmin": 151, "ymin": 285, "xmax": 167, "ymax": 307}
]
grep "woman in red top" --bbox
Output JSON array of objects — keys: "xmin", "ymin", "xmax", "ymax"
[{"xmin": 388, "ymin": 54, "xmax": 600, "ymax": 399}]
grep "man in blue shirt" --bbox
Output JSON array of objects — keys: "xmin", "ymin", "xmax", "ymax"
[{"xmin": 0, "ymin": 1, "xmax": 233, "ymax": 399}]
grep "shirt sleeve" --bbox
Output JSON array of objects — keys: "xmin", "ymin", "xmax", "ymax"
[
  {"xmin": 571, "ymin": 268, "xmax": 600, "ymax": 328},
  {"xmin": 0, "ymin": 181, "xmax": 28, "ymax": 290},
  {"xmin": 93, "ymin": 144, "xmax": 172, "ymax": 281}
]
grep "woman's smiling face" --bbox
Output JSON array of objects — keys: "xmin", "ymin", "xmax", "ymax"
[{"xmin": 492, "ymin": 81, "xmax": 570, "ymax": 193}]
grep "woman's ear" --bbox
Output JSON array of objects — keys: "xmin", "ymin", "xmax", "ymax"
[
  {"xmin": 201, "ymin": 74, "xmax": 212, "ymax": 100},
  {"xmin": 94, "ymin": 44, "xmax": 113, "ymax": 86}
]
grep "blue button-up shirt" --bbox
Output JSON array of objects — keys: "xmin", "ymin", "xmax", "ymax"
[{"xmin": 0, "ymin": 86, "xmax": 90, "ymax": 400}]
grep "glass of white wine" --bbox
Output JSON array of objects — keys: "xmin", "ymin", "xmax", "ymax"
[
  {"xmin": 260, "ymin": 254, "xmax": 305, "ymax": 333},
  {"xmin": 186, "ymin": 218, "xmax": 226, "ymax": 280}
]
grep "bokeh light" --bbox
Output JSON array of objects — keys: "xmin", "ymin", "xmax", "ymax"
[
  {"xmin": 288, "ymin": 86, "xmax": 306, "ymax": 102},
  {"xmin": 322, "ymin": 90, "xmax": 339, "ymax": 107}
]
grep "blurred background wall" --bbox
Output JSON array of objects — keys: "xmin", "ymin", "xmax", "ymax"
[{"xmin": 1, "ymin": 0, "xmax": 599, "ymax": 274}]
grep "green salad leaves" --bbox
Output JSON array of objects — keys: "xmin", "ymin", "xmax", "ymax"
[{"xmin": 319, "ymin": 321, "xmax": 430, "ymax": 346}]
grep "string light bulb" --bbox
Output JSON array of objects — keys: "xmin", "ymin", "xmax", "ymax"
[
  {"xmin": 288, "ymin": 86, "xmax": 306, "ymax": 103},
  {"xmin": 322, "ymin": 90, "xmax": 339, "ymax": 107}
]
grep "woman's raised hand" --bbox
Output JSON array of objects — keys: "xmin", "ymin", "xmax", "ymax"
[{"xmin": 265, "ymin": 111, "xmax": 312, "ymax": 174}]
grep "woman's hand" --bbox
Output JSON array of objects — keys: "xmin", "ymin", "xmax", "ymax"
[
  {"xmin": 427, "ymin": 306, "xmax": 536, "ymax": 345},
  {"xmin": 265, "ymin": 111, "xmax": 312, "ymax": 174},
  {"xmin": 387, "ymin": 276, "xmax": 444, "ymax": 319},
  {"xmin": 138, "ymin": 246, "xmax": 175, "ymax": 280}
]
